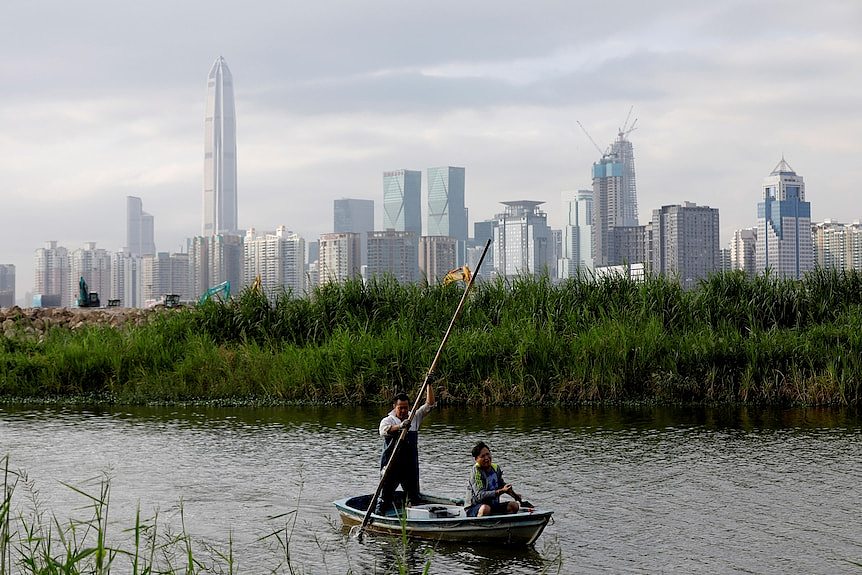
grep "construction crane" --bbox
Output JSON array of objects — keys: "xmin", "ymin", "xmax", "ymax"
[
  {"xmin": 576, "ymin": 120, "xmax": 606, "ymax": 156},
  {"xmin": 618, "ymin": 105, "xmax": 638, "ymax": 139}
]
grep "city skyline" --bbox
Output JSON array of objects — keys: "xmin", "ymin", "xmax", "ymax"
[{"xmin": 2, "ymin": 2, "xmax": 862, "ymax": 299}]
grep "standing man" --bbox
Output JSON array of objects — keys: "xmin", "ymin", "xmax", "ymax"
[{"xmin": 374, "ymin": 386, "xmax": 435, "ymax": 515}]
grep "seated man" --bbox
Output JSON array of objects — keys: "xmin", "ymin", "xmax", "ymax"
[{"xmin": 465, "ymin": 441, "xmax": 521, "ymax": 517}]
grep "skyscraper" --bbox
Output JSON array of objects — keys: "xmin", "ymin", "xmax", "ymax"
[
  {"xmin": 492, "ymin": 201, "xmax": 551, "ymax": 278},
  {"xmin": 756, "ymin": 158, "xmax": 813, "ymax": 279},
  {"xmin": 647, "ymin": 202, "xmax": 720, "ymax": 289},
  {"xmin": 334, "ymin": 198, "xmax": 374, "ymax": 267},
  {"xmin": 244, "ymin": 226, "xmax": 306, "ymax": 296},
  {"xmin": 610, "ymin": 130, "xmax": 639, "ymax": 227},
  {"xmin": 591, "ymin": 154, "xmax": 624, "ymax": 267},
  {"xmin": 730, "ymin": 228, "xmax": 757, "ymax": 277},
  {"xmin": 0, "ymin": 264, "xmax": 15, "ymax": 307},
  {"xmin": 69, "ymin": 242, "xmax": 112, "ymax": 307},
  {"xmin": 126, "ymin": 196, "xmax": 155, "ymax": 257},
  {"xmin": 418, "ymin": 236, "xmax": 457, "ymax": 285},
  {"xmin": 34, "ymin": 241, "xmax": 69, "ymax": 307},
  {"xmin": 203, "ymin": 56, "xmax": 238, "ymax": 236},
  {"xmin": 426, "ymin": 167, "xmax": 467, "ymax": 240},
  {"xmin": 319, "ymin": 232, "xmax": 362, "ymax": 284},
  {"xmin": 383, "ymin": 170, "xmax": 421, "ymax": 237},
  {"xmin": 367, "ymin": 230, "xmax": 418, "ymax": 284},
  {"xmin": 559, "ymin": 189, "xmax": 593, "ymax": 278}
]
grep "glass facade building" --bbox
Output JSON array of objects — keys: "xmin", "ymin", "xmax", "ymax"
[
  {"xmin": 756, "ymin": 158, "xmax": 812, "ymax": 279},
  {"xmin": 383, "ymin": 169, "xmax": 421, "ymax": 237}
]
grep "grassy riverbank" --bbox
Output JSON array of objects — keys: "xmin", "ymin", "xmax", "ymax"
[{"xmin": 2, "ymin": 269, "xmax": 862, "ymax": 406}]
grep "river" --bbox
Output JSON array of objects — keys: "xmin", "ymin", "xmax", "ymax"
[{"xmin": 1, "ymin": 405, "xmax": 860, "ymax": 574}]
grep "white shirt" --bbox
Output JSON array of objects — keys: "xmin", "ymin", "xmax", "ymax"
[{"xmin": 378, "ymin": 402, "xmax": 434, "ymax": 436}]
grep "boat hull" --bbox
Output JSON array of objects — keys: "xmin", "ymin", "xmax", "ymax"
[{"xmin": 333, "ymin": 493, "xmax": 553, "ymax": 546}]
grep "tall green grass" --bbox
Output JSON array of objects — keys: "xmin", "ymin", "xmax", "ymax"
[{"xmin": 2, "ymin": 270, "xmax": 862, "ymax": 405}]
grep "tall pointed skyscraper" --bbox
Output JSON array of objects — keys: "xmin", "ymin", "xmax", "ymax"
[
  {"xmin": 203, "ymin": 56, "xmax": 238, "ymax": 236},
  {"xmin": 610, "ymin": 129, "xmax": 639, "ymax": 227},
  {"xmin": 756, "ymin": 158, "xmax": 812, "ymax": 279}
]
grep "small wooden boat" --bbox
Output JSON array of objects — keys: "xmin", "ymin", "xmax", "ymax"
[{"xmin": 333, "ymin": 492, "xmax": 553, "ymax": 545}]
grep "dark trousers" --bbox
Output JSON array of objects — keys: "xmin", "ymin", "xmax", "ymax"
[{"xmin": 375, "ymin": 461, "xmax": 420, "ymax": 514}]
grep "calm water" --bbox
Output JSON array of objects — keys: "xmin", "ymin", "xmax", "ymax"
[{"xmin": 1, "ymin": 404, "xmax": 861, "ymax": 574}]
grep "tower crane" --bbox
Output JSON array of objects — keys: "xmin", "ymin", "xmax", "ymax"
[
  {"xmin": 618, "ymin": 106, "xmax": 639, "ymax": 139},
  {"xmin": 576, "ymin": 120, "xmax": 606, "ymax": 156}
]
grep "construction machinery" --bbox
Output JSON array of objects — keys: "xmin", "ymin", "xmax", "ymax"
[
  {"xmin": 198, "ymin": 280, "xmax": 230, "ymax": 305},
  {"xmin": 163, "ymin": 294, "xmax": 181, "ymax": 308},
  {"xmin": 77, "ymin": 277, "xmax": 101, "ymax": 308}
]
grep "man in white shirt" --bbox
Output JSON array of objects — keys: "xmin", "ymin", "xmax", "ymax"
[{"xmin": 373, "ymin": 386, "xmax": 435, "ymax": 515}]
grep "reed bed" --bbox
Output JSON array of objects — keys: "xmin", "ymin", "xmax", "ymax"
[{"xmin": 2, "ymin": 270, "xmax": 862, "ymax": 406}]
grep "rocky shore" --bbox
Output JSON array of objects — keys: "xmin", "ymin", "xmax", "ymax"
[{"xmin": 0, "ymin": 306, "xmax": 166, "ymax": 340}]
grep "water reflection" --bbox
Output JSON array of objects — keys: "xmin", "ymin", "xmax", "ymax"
[{"xmin": 1, "ymin": 404, "xmax": 861, "ymax": 574}]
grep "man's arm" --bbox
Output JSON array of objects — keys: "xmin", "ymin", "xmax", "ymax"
[
  {"xmin": 380, "ymin": 415, "xmax": 409, "ymax": 435},
  {"xmin": 426, "ymin": 385, "xmax": 435, "ymax": 407}
]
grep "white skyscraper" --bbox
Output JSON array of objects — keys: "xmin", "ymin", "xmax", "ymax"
[
  {"xmin": 203, "ymin": 56, "xmax": 238, "ymax": 236},
  {"xmin": 319, "ymin": 232, "xmax": 362, "ymax": 284},
  {"xmin": 730, "ymin": 228, "xmax": 757, "ymax": 277},
  {"xmin": 244, "ymin": 226, "xmax": 306, "ymax": 296},
  {"xmin": 33, "ymin": 241, "xmax": 69, "ymax": 307},
  {"xmin": 492, "ymin": 201, "xmax": 551, "ymax": 279},
  {"xmin": 559, "ymin": 189, "xmax": 593, "ymax": 279},
  {"xmin": 69, "ymin": 242, "xmax": 112, "ymax": 307}
]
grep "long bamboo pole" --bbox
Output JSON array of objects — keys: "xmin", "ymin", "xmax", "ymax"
[{"xmin": 358, "ymin": 238, "xmax": 492, "ymax": 536}]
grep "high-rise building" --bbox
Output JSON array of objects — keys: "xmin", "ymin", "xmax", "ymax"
[
  {"xmin": 69, "ymin": 242, "xmax": 112, "ymax": 307},
  {"xmin": 0, "ymin": 264, "xmax": 15, "ymax": 308},
  {"xmin": 110, "ymin": 251, "xmax": 142, "ymax": 308},
  {"xmin": 187, "ymin": 234, "xmax": 243, "ymax": 299},
  {"xmin": 209, "ymin": 234, "xmax": 243, "ymax": 292},
  {"xmin": 33, "ymin": 241, "xmax": 69, "ymax": 307},
  {"xmin": 719, "ymin": 248, "xmax": 732, "ymax": 273},
  {"xmin": 126, "ymin": 196, "xmax": 155, "ymax": 257},
  {"xmin": 591, "ymin": 128, "xmax": 642, "ymax": 267},
  {"xmin": 319, "ymin": 232, "xmax": 362, "ymax": 285},
  {"xmin": 492, "ymin": 201, "xmax": 551, "ymax": 278},
  {"xmin": 142, "ymin": 252, "xmax": 190, "ymax": 304},
  {"xmin": 244, "ymin": 226, "xmax": 306, "ymax": 296},
  {"xmin": 419, "ymin": 236, "xmax": 457, "ymax": 285},
  {"xmin": 334, "ymin": 198, "xmax": 374, "ymax": 266},
  {"xmin": 647, "ymin": 202, "xmax": 720, "ymax": 289},
  {"xmin": 383, "ymin": 170, "xmax": 421, "ymax": 237},
  {"xmin": 427, "ymin": 166, "xmax": 467, "ymax": 243},
  {"xmin": 591, "ymin": 154, "xmax": 623, "ymax": 268},
  {"xmin": 559, "ymin": 189, "xmax": 594, "ymax": 279},
  {"xmin": 730, "ymin": 228, "xmax": 757, "ymax": 277},
  {"xmin": 610, "ymin": 130, "xmax": 639, "ymax": 227},
  {"xmin": 812, "ymin": 220, "xmax": 862, "ymax": 271},
  {"xmin": 203, "ymin": 56, "xmax": 238, "ymax": 236},
  {"xmin": 367, "ymin": 230, "xmax": 418, "ymax": 283},
  {"xmin": 756, "ymin": 158, "xmax": 813, "ymax": 279}
]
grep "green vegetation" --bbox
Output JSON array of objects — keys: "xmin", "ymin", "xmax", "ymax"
[{"xmin": 2, "ymin": 269, "xmax": 862, "ymax": 406}]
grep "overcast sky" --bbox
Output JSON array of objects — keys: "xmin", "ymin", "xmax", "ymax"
[{"xmin": 3, "ymin": 1, "xmax": 862, "ymax": 301}]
